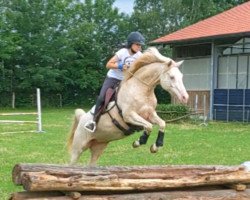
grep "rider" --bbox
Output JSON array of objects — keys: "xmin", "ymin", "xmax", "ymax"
[{"xmin": 84, "ymin": 31, "xmax": 145, "ymax": 132}]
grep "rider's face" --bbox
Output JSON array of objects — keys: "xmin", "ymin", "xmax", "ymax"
[{"xmin": 131, "ymin": 43, "xmax": 142, "ymax": 52}]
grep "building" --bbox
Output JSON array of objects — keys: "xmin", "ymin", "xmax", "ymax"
[{"xmin": 152, "ymin": 1, "xmax": 250, "ymax": 122}]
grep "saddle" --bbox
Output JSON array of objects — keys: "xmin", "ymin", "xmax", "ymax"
[
  {"xmin": 95, "ymin": 87, "xmax": 116, "ymax": 117},
  {"xmin": 95, "ymin": 87, "xmax": 143, "ymax": 135}
]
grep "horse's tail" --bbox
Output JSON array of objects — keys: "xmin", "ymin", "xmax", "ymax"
[{"xmin": 67, "ymin": 108, "xmax": 86, "ymax": 151}]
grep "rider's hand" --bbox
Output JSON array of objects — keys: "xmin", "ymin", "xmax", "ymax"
[{"xmin": 122, "ymin": 64, "xmax": 129, "ymax": 70}]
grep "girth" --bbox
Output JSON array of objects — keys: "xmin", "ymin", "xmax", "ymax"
[
  {"xmin": 101, "ymin": 86, "xmax": 143, "ymax": 135},
  {"xmin": 107, "ymin": 111, "xmax": 143, "ymax": 136},
  {"xmin": 107, "ymin": 99, "xmax": 143, "ymax": 136}
]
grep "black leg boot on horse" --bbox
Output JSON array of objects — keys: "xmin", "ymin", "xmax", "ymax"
[{"xmin": 84, "ymin": 96, "xmax": 104, "ymax": 132}]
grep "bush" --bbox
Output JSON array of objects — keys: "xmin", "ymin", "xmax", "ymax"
[{"xmin": 156, "ymin": 104, "xmax": 191, "ymax": 121}]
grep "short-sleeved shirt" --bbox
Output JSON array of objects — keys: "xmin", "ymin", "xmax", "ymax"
[{"xmin": 107, "ymin": 48, "xmax": 142, "ymax": 80}]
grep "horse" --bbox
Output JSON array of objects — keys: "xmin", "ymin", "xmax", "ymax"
[{"xmin": 67, "ymin": 47, "xmax": 189, "ymax": 166}]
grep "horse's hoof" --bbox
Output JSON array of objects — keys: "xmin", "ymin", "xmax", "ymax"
[
  {"xmin": 132, "ymin": 140, "xmax": 140, "ymax": 148},
  {"xmin": 150, "ymin": 144, "xmax": 158, "ymax": 153}
]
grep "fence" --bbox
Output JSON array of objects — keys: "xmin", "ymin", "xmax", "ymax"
[
  {"xmin": 0, "ymin": 88, "xmax": 43, "ymax": 133},
  {"xmin": 213, "ymin": 89, "xmax": 250, "ymax": 122}
]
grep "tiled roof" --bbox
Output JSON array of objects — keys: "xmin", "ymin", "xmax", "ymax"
[{"xmin": 152, "ymin": 1, "xmax": 250, "ymax": 44}]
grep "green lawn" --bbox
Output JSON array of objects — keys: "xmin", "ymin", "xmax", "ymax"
[{"xmin": 0, "ymin": 108, "xmax": 250, "ymax": 199}]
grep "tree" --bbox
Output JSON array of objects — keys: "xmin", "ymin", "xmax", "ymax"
[
  {"xmin": 1, "ymin": 0, "xmax": 246, "ymax": 106},
  {"xmin": 130, "ymin": 0, "xmax": 246, "ymax": 43},
  {"xmin": 1, "ymin": 0, "xmax": 76, "ymax": 94},
  {"xmin": 0, "ymin": 0, "xmax": 130, "ymax": 106},
  {"xmin": 0, "ymin": 3, "xmax": 22, "ymax": 93},
  {"xmin": 62, "ymin": 0, "xmax": 130, "ymax": 104}
]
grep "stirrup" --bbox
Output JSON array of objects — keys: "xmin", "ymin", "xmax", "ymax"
[{"xmin": 84, "ymin": 120, "xmax": 96, "ymax": 133}]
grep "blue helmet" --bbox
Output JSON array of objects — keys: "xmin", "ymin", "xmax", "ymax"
[{"xmin": 127, "ymin": 31, "xmax": 145, "ymax": 47}]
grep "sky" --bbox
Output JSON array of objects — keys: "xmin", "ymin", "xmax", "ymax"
[{"xmin": 113, "ymin": 0, "xmax": 135, "ymax": 14}]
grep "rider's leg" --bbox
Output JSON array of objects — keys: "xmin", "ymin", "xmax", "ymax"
[
  {"xmin": 84, "ymin": 96, "xmax": 104, "ymax": 132},
  {"xmin": 84, "ymin": 77, "xmax": 120, "ymax": 132}
]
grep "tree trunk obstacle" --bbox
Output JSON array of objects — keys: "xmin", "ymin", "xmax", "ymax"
[{"xmin": 11, "ymin": 163, "xmax": 250, "ymax": 199}]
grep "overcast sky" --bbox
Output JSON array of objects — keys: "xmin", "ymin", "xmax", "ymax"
[{"xmin": 113, "ymin": 0, "xmax": 134, "ymax": 14}]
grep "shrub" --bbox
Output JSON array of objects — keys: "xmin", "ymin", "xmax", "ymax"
[{"xmin": 156, "ymin": 104, "xmax": 191, "ymax": 121}]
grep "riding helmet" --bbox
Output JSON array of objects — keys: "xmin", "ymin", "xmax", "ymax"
[{"xmin": 127, "ymin": 31, "xmax": 145, "ymax": 47}]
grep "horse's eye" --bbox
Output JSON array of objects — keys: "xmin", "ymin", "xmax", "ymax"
[{"xmin": 170, "ymin": 76, "xmax": 175, "ymax": 80}]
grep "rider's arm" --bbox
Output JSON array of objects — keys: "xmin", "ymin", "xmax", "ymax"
[
  {"xmin": 106, "ymin": 55, "xmax": 119, "ymax": 69},
  {"xmin": 106, "ymin": 55, "xmax": 128, "ymax": 71}
]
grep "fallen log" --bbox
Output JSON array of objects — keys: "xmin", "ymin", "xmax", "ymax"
[
  {"xmin": 10, "ymin": 191, "xmax": 63, "ymax": 200},
  {"xmin": 10, "ymin": 189, "xmax": 250, "ymax": 200},
  {"xmin": 12, "ymin": 163, "xmax": 249, "ymax": 185},
  {"xmin": 12, "ymin": 163, "xmax": 87, "ymax": 185},
  {"xmin": 12, "ymin": 163, "xmax": 250, "ymax": 192}
]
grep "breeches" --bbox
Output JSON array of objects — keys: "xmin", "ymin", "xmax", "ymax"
[{"xmin": 99, "ymin": 77, "xmax": 121, "ymax": 99}]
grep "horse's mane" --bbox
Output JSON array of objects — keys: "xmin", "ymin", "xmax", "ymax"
[{"xmin": 124, "ymin": 47, "xmax": 171, "ymax": 81}]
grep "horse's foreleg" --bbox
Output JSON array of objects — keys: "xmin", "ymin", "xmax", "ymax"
[
  {"xmin": 123, "ymin": 111, "xmax": 153, "ymax": 132},
  {"xmin": 148, "ymin": 111, "xmax": 166, "ymax": 153},
  {"xmin": 132, "ymin": 130, "xmax": 150, "ymax": 148},
  {"xmin": 125, "ymin": 111, "xmax": 153, "ymax": 149},
  {"xmin": 89, "ymin": 140, "xmax": 108, "ymax": 166}
]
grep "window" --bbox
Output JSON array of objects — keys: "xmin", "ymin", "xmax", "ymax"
[
  {"xmin": 175, "ymin": 43, "xmax": 211, "ymax": 58},
  {"xmin": 180, "ymin": 58, "xmax": 211, "ymax": 90},
  {"xmin": 222, "ymin": 38, "xmax": 250, "ymax": 55},
  {"xmin": 218, "ymin": 55, "xmax": 250, "ymax": 89}
]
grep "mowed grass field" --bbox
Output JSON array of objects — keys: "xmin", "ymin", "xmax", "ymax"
[{"xmin": 0, "ymin": 108, "xmax": 250, "ymax": 199}]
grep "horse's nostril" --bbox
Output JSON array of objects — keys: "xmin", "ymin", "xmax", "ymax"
[{"xmin": 182, "ymin": 94, "xmax": 189, "ymax": 103}]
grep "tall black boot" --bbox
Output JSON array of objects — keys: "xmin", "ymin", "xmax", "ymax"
[{"xmin": 84, "ymin": 96, "xmax": 104, "ymax": 132}]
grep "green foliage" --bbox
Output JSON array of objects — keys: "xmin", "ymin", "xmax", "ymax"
[
  {"xmin": 180, "ymin": 0, "xmax": 246, "ymax": 27},
  {"xmin": 130, "ymin": 0, "xmax": 185, "ymax": 42},
  {"xmin": 155, "ymin": 86, "xmax": 171, "ymax": 104},
  {"xmin": 156, "ymin": 103, "xmax": 191, "ymax": 121},
  {"xmin": 0, "ymin": 0, "xmax": 246, "ymax": 106},
  {"xmin": 130, "ymin": 0, "xmax": 246, "ymax": 42},
  {"xmin": 0, "ymin": 0, "xmax": 128, "ymax": 106}
]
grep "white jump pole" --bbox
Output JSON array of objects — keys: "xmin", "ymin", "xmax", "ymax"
[
  {"xmin": 200, "ymin": 95, "xmax": 208, "ymax": 126},
  {"xmin": 36, "ymin": 88, "xmax": 43, "ymax": 133},
  {"xmin": 0, "ymin": 88, "xmax": 44, "ymax": 134},
  {"xmin": 194, "ymin": 94, "xmax": 198, "ymax": 113}
]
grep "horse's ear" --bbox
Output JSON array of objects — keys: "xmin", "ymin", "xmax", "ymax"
[
  {"xmin": 167, "ymin": 60, "xmax": 172, "ymax": 67},
  {"xmin": 175, "ymin": 60, "xmax": 184, "ymax": 68}
]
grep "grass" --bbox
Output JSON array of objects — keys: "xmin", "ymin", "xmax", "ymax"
[{"xmin": 0, "ymin": 108, "xmax": 250, "ymax": 199}]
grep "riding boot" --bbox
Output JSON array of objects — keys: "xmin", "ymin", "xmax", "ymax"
[{"xmin": 84, "ymin": 96, "xmax": 104, "ymax": 132}]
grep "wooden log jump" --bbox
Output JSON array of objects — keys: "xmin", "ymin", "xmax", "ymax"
[
  {"xmin": 10, "ymin": 189, "xmax": 250, "ymax": 200},
  {"xmin": 12, "ymin": 163, "xmax": 250, "ymax": 191},
  {"xmin": 10, "ymin": 163, "xmax": 250, "ymax": 199}
]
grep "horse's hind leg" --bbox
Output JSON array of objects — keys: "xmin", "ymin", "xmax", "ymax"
[
  {"xmin": 70, "ymin": 142, "xmax": 89, "ymax": 165},
  {"xmin": 89, "ymin": 140, "xmax": 108, "ymax": 166},
  {"xmin": 133, "ymin": 130, "xmax": 150, "ymax": 148},
  {"xmin": 69, "ymin": 129, "xmax": 90, "ymax": 165}
]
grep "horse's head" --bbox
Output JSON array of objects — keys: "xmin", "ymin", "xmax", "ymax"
[{"xmin": 160, "ymin": 60, "xmax": 189, "ymax": 104}]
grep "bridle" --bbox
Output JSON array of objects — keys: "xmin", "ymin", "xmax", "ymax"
[
  {"xmin": 127, "ymin": 70, "xmax": 151, "ymax": 87},
  {"xmin": 126, "ymin": 63, "xmax": 170, "ymax": 88}
]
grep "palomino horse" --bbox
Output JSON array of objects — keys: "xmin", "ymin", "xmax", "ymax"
[{"xmin": 67, "ymin": 47, "xmax": 189, "ymax": 166}]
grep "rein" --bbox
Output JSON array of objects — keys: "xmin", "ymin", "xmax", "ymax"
[
  {"xmin": 127, "ymin": 71, "xmax": 151, "ymax": 87},
  {"xmin": 127, "ymin": 66, "xmax": 164, "ymax": 88},
  {"xmin": 106, "ymin": 62, "xmax": 168, "ymax": 135}
]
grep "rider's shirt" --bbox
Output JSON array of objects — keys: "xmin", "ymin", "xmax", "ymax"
[{"xmin": 107, "ymin": 48, "xmax": 142, "ymax": 80}]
